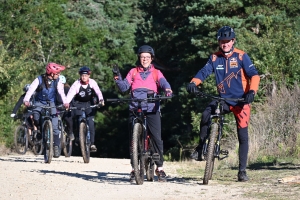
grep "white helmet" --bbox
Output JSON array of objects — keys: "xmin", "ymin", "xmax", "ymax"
[{"xmin": 59, "ymin": 75, "xmax": 66, "ymax": 84}]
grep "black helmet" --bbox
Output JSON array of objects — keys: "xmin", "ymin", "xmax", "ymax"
[
  {"xmin": 23, "ymin": 84, "xmax": 30, "ymax": 92},
  {"xmin": 79, "ymin": 66, "xmax": 91, "ymax": 75},
  {"xmin": 138, "ymin": 45, "xmax": 155, "ymax": 57},
  {"xmin": 217, "ymin": 26, "xmax": 236, "ymax": 40}
]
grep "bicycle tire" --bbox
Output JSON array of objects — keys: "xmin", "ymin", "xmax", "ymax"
[
  {"xmin": 132, "ymin": 123, "xmax": 145, "ymax": 185},
  {"xmin": 63, "ymin": 130, "xmax": 73, "ymax": 157},
  {"xmin": 58, "ymin": 118, "xmax": 65, "ymax": 150},
  {"xmin": 14, "ymin": 125, "xmax": 28, "ymax": 155},
  {"xmin": 32, "ymin": 138, "xmax": 43, "ymax": 155},
  {"xmin": 203, "ymin": 123, "xmax": 218, "ymax": 185},
  {"xmin": 79, "ymin": 122, "xmax": 90, "ymax": 163},
  {"xmin": 43, "ymin": 120, "xmax": 53, "ymax": 164},
  {"xmin": 145, "ymin": 158, "xmax": 154, "ymax": 181}
]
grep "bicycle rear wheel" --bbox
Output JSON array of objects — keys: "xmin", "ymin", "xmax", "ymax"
[
  {"xmin": 43, "ymin": 120, "xmax": 53, "ymax": 164},
  {"xmin": 203, "ymin": 123, "xmax": 218, "ymax": 185},
  {"xmin": 79, "ymin": 122, "xmax": 90, "ymax": 163},
  {"xmin": 14, "ymin": 125, "xmax": 28, "ymax": 154},
  {"xmin": 132, "ymin": 123, "xmax": 145, "ymax": 185},
  {"xmin": 145, "ymin": 158, "xmax": 154, "ymax": 181}
]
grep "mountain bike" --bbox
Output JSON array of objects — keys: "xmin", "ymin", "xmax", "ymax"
[
  {"xmin": 195, "ymin": 91, "xmax": 245, "ymax": 185},
  {"xmin": 14, "ymin": 113, "xmax": 29, "ymax": 154},
  {"xmin": 107, "ymin": 95, "xmax": 172, "ymax": 185},
  {"xmin": 33, "ymin": 104, "xmax": 64, "ymax": 163},
  {"xmin": 57, "ymin": 110, "xmax": 73, "ymax": 157},
  {"xmin": 69, "ymin": 104, "xmax": 100, "ymax": 163},
  {"xmin": 14, "ymin": 111, "xmax": 43, "ymax": 155}
]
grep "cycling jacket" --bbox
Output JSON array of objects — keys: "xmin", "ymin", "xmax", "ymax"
[
  {"xmin": 191, "ymin": 48, "xmax": 260, "ymax": 105},
  {"xmin": 115, "ymin": 64, "xmax": 171, "ymax": 112}
]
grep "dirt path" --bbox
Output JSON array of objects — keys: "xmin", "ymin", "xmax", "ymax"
[{"xmin": 0, "ymin": 151, "xmax": 259, "ymax": 200}]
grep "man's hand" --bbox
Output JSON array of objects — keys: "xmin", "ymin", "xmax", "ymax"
[
  {"xmin": 244, "ymin": 90, "xmax": 255, "ymax": 104},
  {"xmin": 186, "ymin": 82, "xmax": 198, "ymax": 94}
]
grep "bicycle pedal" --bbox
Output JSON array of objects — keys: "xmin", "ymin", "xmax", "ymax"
[
  {"xmin": 152, "ymin": 153, "xmax": 160, "ymax": 161},
  {"xmin": 220, "ymin": 149, "xmax": 229, "ymax": 155}
]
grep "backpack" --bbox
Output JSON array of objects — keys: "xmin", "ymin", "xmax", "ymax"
[{"xmin": 132, "ymin": 67, "xmax": 160, "ymax": 87}]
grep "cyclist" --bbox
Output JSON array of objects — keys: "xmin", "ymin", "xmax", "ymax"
[
  {"xmin": 56, "ymin": 75, "xmax": 75, "ymax": 141},
  {"xmin": 186, "ymin": 26, "xmax": 260, "ymax": 182},
  {"xmin": 23, "ymin": 62, "xmax": 69, "ymax": 158},
  {"xmin": 65, "ymin": 66, "xmax": 104, "ymax": 152},
  {"xmin": 112, "ymin": 45, "xmax": 173, "ymax": 182},
  {"xmin": 11, "ymin": 84, "xmax": 37, "ymax": 136}
]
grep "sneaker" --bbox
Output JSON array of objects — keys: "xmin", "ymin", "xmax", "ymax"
[
  {"xmin": 90, "ymin": 145, "xmax": 97, "ymax": 152},
  {"xmin": 155, "ymin": 169, "xmax": 167, "ymax": 182},
  {"xmin": 68, "ymin": 133, "xmax": 75, "ymax": 141},
  {"xmin": 53, "ymin": 146, "xmax": 61, "ymax": 158},
  {"xmin": 238, "ymin": 170, "xmax": 249, "ymax": 182},
  {"xmin": 129, "ymin": 171, "xmax": 135, "ymax": 182}
]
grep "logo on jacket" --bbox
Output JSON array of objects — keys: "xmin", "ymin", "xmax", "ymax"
[
  {"xmin": 216, "ymin": 65, "xmax": 224, "ymax": 70},
  {"xmin": 229, "ymin": 57, "xmax": 238, "ymax": 68}
]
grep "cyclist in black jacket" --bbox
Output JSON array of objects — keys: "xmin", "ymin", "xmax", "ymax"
[{"xmin": 11, "ymin": 84, "xmax": 37, "ymax": 136}]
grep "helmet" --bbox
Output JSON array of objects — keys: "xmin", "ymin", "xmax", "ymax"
[
  {"xmin": 59, "ymin": 75, "xmax": 66, "ymax": 84},
  {"xmin": 23, "ymin": 84, "xmax": 30, "ymax": 92},
  {"xmin": 217, "ymin": 26, "xmax": 236, "ymax": 40},
  {"xmin": 46, "ymin": 62, "xmax": 66, "ymax": 74},
  {"xmin": 138, "ymin": 45, "xmax": 155, "ymax": 57},
  {"xmin": 79, "ymin": 66, "xmax": 91, "ymax": 75}
]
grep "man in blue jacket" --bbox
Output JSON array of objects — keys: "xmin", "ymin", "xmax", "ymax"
[{"xmin": 187, "ymin": 26, "xmax": 260, "ymax": 182}]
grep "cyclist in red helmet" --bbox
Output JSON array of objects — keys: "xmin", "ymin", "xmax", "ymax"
[
  {"xmin": 23, "ymin": 62, "xmax": 69, "ymax": 158},
  {"xmin": 65, "ymin": 66, "xmax": 104, "ymax": 152},
  {"xmin": 187, "ymin": 26, "xmax": 260, "ymax": 182},
  {"xmin": 112, "ymin": 45, "xmax": 173, "ymax": 182}
]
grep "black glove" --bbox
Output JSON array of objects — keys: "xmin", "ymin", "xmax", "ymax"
[
  {"xmin": 244, "ymin": 90, "xmax": 255, "ymax": 103},
  {"xmin": 112, "ymin": 65, "xmax": 120, "ymax": 76},
  {"xmin": 186, "ymin": 82, "xmax": 198, "ymax": 94}
]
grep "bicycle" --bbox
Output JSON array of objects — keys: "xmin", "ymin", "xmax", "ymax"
[
  {"xmin": 32, "ymin": 104, "xmax": 64, "ymax": 163},
  {"xmin": 14, "ymin": 111, "xmax": 43, "ymax": 155},
  {"xmin": 106, "ymin": 95, "xmax": 172, "ymax": 185},
  {"xmin": 14, "ymin": 113, "xmax": 29, "ymax": 155},
  {"xmin": 57, "ymin": 109, "xmax": 73, "ymax": 157},
  {"xmin": 69, "ymin": 104, "xmax": 100, "ymax": 163},
  {"xmin": 195, "ymin": 91, "xmax": 245, "ymax": 185}
]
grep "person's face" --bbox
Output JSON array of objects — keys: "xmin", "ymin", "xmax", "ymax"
[
  {"xmin": 80, "ymin": 74, "xmax": 90, "ymax": 82},
  {"xmin": 48, "ymin": 72, "xmax": 60, "ymax": 80},
  {"xmin": 139, "ymin": 53, "xmax": 152, "ymax": 68},
  {"xmin": 218, "ymin": 39, "xmax": 235, "ymax": 53}
]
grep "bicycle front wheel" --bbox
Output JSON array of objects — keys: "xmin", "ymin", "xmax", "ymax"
[
  {"xmin": 14, "ymin": 125, "xmax": 28, "ymax": 154},
  {"xmin": 62, "ymin": 130, "xmax": 73, "ymax": 157},
  {"xmin": 43, "ymin": 120, "xmax": 53, "ymax": 164},
  {"xmin": 132, "ymin": 123, "xmax": 145, "ymax": 185},
  {"xmin": 79, "ymin": 122, "xmax": 90, "ymax": 163},
  {"xmin": 203, "ymin": 123, "xmax": 218, "ymax": 185}
]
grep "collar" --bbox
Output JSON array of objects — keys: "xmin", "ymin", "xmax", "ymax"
[
  {"xmin": 137, "ymin": 64, "xmax": 152, "ymax": 72},
  {"xmin": 80, "ymin": 79, "xmax": 89, "ymax": 85}
]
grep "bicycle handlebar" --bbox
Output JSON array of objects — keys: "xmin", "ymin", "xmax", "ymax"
[
  {"xmin": 106, "ymin": 95, "xmax": 172, "ymax": 103},
  {"xmin": 195, "ymin": 91, "xmax": 245, "ymax": 102},
  {"xmin": 69, "ymin": 104, "xmax": 101, "ymax": 110}
]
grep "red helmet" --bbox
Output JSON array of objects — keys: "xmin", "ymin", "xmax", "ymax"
[{"xmin": 46, "ymin": 62, "xmax": 66, "ymax": 74}]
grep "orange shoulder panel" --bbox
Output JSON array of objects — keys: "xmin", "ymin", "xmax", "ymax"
[{"xmin": 234, "ymin": 48, "xmax": 245, "ymax": 61}]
